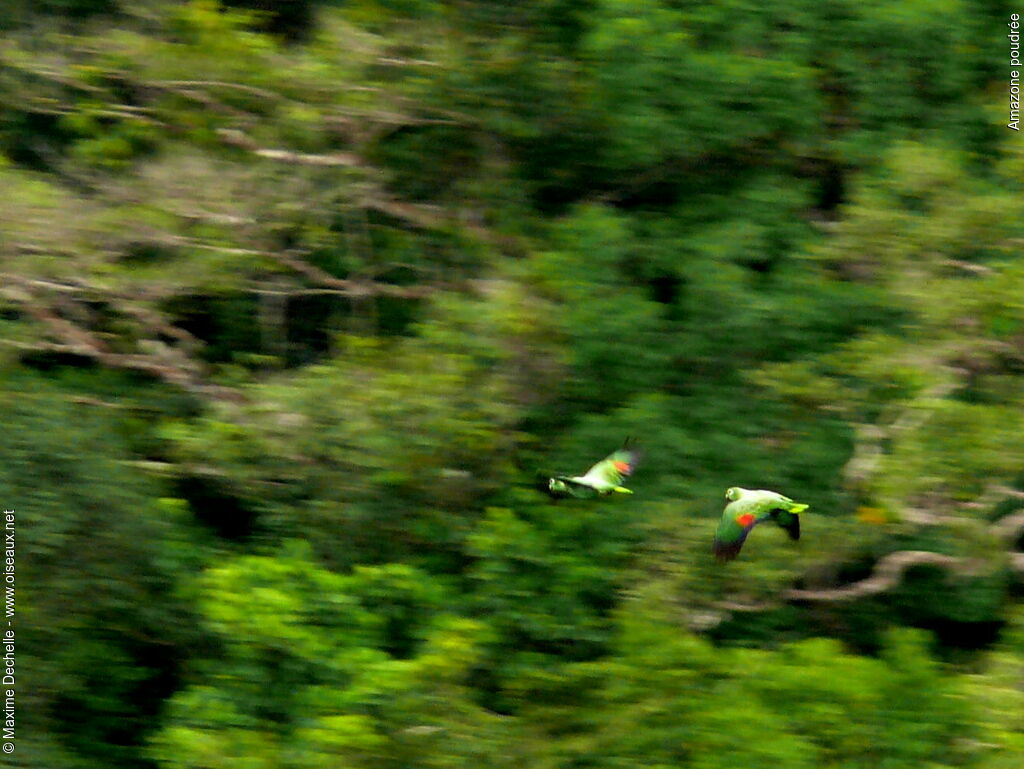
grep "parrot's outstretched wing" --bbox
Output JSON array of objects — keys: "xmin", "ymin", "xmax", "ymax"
[
  {"xmin": 771, "ymin": 508, "xmax": 801, "ymax": 541},
  {"xmin": 579, "ymin": 441, "xmax": 642, "ymax": 488},
  {"xmin": 712, "ymin": 510, "xmax": 764, "ymax": 562}
]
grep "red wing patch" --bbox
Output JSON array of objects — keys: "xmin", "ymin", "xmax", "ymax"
[
  {"xmin": 613, "ymin": 460, "xmax": 632, "ymax": 474},
  {"xmin": 736, "ymin": 513, "xmax": 756, "ymax": 527}
]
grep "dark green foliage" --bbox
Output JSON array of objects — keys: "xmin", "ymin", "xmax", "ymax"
[{"xmin": 0, "ymin": 375, "xmax": 210, "ymax": 769}]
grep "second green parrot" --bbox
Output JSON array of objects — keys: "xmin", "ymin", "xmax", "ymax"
[
  {"xmin": 546, "ymin": 442, "xmax": 642, "ymax": 499},
  {"xmin": 712, "ymin": 487, "xmax": 808, "ymax": 561}
]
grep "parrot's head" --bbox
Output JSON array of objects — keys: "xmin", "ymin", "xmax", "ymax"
[
  {"xmin": 725, "ymin": 487, "xmax": 742, "ymax": 502},
  {"xmin": 548, "ymin": 478, "xmax": 569, "ymax": 495}
]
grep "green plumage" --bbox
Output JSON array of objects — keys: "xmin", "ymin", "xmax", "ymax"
[
  {"xmin": 712, "ymin": 487, "xmax": 808, "ymax": 561},
  {"xmin": 547, "ymin": 443, "xmax": 642, "ymax": 499}
]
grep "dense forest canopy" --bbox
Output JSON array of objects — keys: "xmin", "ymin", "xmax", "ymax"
[{"xmin": 3, "ymin": 0, "xmax": 1024, "ymax": 767}]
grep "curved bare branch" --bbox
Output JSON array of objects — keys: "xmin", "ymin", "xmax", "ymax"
[{"xmin": 785, "ymin": 551, "xmax": 968, "ymax": 602}]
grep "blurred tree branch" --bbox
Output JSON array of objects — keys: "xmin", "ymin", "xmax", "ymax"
[
  {"xmin": 1, "ymin": 278, "xmax": 243, "ymax": 402},
  {"xmin": 785, "ymin": 550, "xmax": 972, "ymax": 602}
]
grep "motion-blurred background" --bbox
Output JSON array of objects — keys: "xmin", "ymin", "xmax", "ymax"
[{"xmin": 3, "ymin": 1, "xmax": 1024, "ymax": 767}]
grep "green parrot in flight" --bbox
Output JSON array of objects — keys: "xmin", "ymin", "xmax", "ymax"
[
  {"xmin": 712, "ymin": 487, "xmax": 808, "ymax": 561},
  {"xmin": 546, "ymin": 442, "xmax": 642, "ymax": 499}
]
